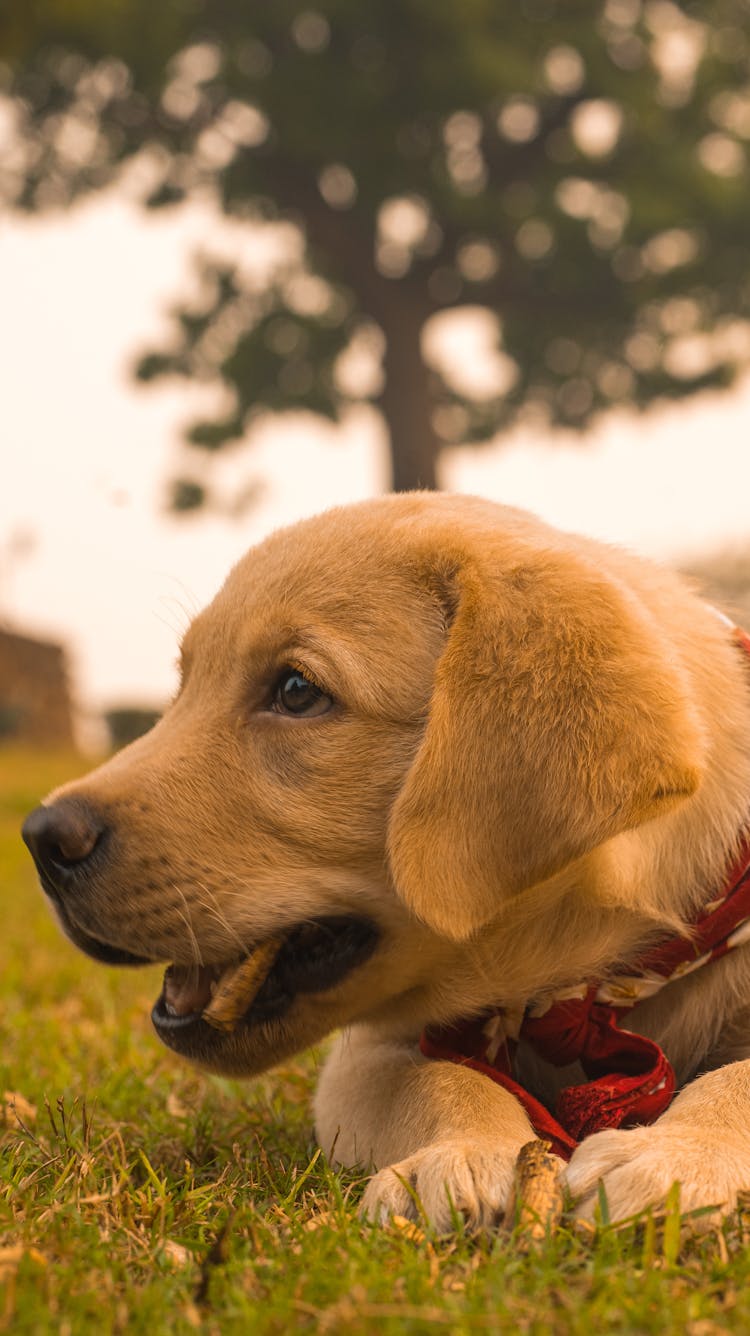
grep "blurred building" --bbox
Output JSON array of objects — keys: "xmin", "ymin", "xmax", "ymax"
[
  {"xmin": 0, "ymin": 627, "xmax": 75, "ymax": 747},
  {"xmin": 104, "ymin": 706, "xmax": 161, "ymax": 749}
]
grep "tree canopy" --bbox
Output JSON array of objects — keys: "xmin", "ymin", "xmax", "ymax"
[{"xmin": 2, "ymin": 0, "xmax": 750, "ymax": 503}]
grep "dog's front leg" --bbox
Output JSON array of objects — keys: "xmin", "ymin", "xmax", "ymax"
[
  {"xmin": 314, "ymin": 1025, "xmax": 542, "ymax": 1229},
  {"xmin": 566, "ymin": 1059, "xmax": 750, "ymax": 1224}
]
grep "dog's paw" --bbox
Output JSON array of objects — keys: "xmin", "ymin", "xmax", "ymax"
[
  {"xmin": 360, "ymin": 1139, "xmax": 526, "ymax": 1231},
  {"xmin": 566, "ymin": 1124, "xmax": 750, "ymax": 1225}
]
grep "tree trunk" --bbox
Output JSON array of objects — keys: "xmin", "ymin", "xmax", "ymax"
[
  {"xmin": 267, "ymin": 178, "xmax": 441, "ymax": 494},
  {"xmin": 379, "ymin": 313, "xmax": 439, "ymax": 492}
]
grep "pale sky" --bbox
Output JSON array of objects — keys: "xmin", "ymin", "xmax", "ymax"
[{"xmin": 1, "ymin": 192, "xmax": 749, "ymax": 729}]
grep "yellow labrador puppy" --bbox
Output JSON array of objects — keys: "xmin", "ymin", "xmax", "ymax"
[{"xmin": 22, "ymin": 493, "xmax": 750, "ymax": 1228}]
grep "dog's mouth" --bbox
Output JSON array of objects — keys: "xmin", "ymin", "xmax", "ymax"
[
  {"xmin": 151, "ymin": 914, "xmax": 380, "ymax": 1054},
  {"xmin": 50, "ymin": 891, "xmax": 380, "ymax": 1063}
]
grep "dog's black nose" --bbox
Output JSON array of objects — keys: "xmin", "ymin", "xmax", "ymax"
[{"xmin": 22, "ymin": 799, "xmax": 105, "ymax": 886}]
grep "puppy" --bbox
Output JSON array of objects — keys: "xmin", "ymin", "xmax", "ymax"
[{"xmin": 22, "ymin": 493, "xmax": 750, "ymax": 1229}]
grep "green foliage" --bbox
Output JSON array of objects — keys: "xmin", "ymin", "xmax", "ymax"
[
  {"xmin": 5, "ymin": 747, "xmax": 750, "ymax": 1330},
  {"xmin": 3, "ymin": 1, "xmax": 750, "ymax": 496},
  {"xmin": 172, "ymin": 478, "xmax": 207, "ymax": 512}
]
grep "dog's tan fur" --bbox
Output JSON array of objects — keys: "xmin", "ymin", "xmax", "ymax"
[{"xmin": 44, "ymin": 494, "xmax": 750, "ymax": 1227}]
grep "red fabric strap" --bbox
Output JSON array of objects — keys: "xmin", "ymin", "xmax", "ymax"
[{"xmin": 419, "ymin": 1022, "xmax": 578, "ymax": 1160}]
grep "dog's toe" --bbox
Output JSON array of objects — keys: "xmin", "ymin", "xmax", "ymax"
[
  {"xmin": 566, "ymin": 1125, "xmax": 750, "ymax": 1225},
  {"xmin": 360, "ymin": 1139, "xmax": 523, "ymax": 1232}
]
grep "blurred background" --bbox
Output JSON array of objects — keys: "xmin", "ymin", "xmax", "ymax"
[{"xmin": 1, "ymin": 0, "xmax": 749, "ymax": 754}]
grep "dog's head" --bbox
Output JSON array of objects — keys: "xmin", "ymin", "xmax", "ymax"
[{"xmin": 22, "ymin": 494, "xmax": 703, "ymax": 1075}]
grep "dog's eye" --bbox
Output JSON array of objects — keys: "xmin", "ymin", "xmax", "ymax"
[{"xmin": 272, "ymin": 669, "xmax": 333, "ymax": 717}]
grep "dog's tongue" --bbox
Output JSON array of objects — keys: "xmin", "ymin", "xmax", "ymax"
[{"xmin": 163, "ymin": 964, "xmax": 216, "ymax": 1017}]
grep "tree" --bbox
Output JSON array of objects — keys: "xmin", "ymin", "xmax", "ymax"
[{"xmin": 2, "ymin": 0, "xmax": 750, "ymax": 503}]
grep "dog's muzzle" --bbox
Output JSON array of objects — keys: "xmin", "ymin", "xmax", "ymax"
[
  {"xmin": 21, "ymin": 798, "xmax": 151, "ymax": 966},
  {"xmin": 22, "ymin": 798, "xmax": 383, "ymax": 1070}
]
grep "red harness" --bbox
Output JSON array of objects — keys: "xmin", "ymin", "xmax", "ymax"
[{"xmin": 420, "ymin": 625, "xmax": 750, "ymax": 1162}]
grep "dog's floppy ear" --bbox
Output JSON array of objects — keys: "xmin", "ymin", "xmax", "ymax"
[{"xmin": 387, "ymin": 548, "xmax": 703, "ymax": 940}]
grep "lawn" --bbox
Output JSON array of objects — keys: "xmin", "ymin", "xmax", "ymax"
[{"xmin": 2, "ymin": 747, "xmax": 750, "ymax": 1334}]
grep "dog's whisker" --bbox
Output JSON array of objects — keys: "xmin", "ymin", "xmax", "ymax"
[
  {"xmin": 192, "ymin": 881, "xmax": 250, "ymax": 955},
  {"xmin": 171, "ymin": 885, "xmax": 204, "ymax": 967}
]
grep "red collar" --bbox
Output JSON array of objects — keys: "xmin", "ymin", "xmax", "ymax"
[{"xmin": 420, "ymin": 623, "xmax": 750, "ymax": 1161}]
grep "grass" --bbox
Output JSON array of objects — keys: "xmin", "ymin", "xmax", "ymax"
[{"xmin": 3, "ymin": 748, "xmax": 750, "ymax": 1333}]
